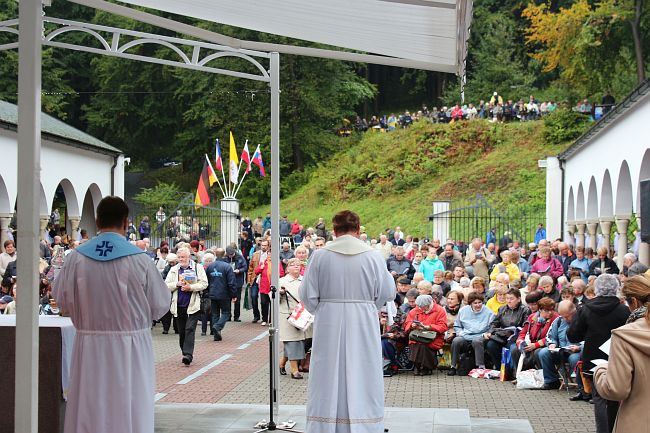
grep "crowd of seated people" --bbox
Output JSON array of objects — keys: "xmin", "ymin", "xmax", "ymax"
[
  {"xmin": 348, "ymin": 90, "xmax": 617, "ymax": 134},
  {"xmin": 375, "ymin": 225, "xmax": 648, "ymax": 423}
]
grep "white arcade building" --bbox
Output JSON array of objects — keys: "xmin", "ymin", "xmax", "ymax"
[
  {"xmin": 545, "ymin": 79, "xmax": 650, "ymax": 268},
  {"xmin": 0, "ymin": 100, "xmax": 125, "ymax": 250}
]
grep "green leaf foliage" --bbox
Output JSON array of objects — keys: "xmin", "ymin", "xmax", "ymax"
[{"xmin": 542, "ymin": 109, "xmax": 591, "ymax": 145}]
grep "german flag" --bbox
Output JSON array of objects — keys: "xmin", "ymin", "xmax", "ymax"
[{"xmin": 194, "ymin": 155, "xmax": 218, "ymax": 207}]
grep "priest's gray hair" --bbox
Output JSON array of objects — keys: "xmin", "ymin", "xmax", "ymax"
[
  {"xmin": 595, "ymin": 274, "xmax": 620, "ymax": 297},
  {"xmin": 415, "ymin": 295, "xmax": 433, "ymax": 308}
]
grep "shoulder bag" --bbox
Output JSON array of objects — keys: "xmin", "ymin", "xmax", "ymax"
[{"xmin": 285, "ymin": 290, "xmax": 314, "ymax": 331}]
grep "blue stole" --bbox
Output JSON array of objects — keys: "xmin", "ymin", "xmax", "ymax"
[{"xmin": 76, "ymin": 232, "xmax": 145, "ymax": 262}]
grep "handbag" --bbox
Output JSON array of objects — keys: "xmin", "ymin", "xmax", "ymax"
[
  {"xmin": 409, "ymin": 329, "xmax": 437, "ymax": 344},
  {"xmin": 437, "ymin": 345, "xmax": 452, "ymax": 369},
  {"xmin": 515, "ymin": 352, "xmax": 544, "ymax": 389},
  {"xmin": 285, "ymin": 291, "xmax": 314, "ymax": 331}
]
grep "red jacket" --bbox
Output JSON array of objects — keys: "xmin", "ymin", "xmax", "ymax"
[
  {"xmin": 403, "ymin": 304, "xmax": 448, "ymax": 350},
  {"xmin": 516, "ymin": 311, "xmax": 559, "ymax": 349},
  {"xmin": 254, "ymin": 256, "xmax": 284, "ymax": 295}
]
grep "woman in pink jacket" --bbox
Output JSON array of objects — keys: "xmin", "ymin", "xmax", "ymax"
[{"xmin": 530, "ymin": 246, "xmax": 564, "ymax": 280}]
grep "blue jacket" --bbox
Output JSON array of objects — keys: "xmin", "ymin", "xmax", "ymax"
[
  {"xmin": 569, "ymin": 257, "xmax": 590, "ymax": 283},
  {"xmin": 546, "ymin": 316, "xmax": 580, "ymax": 348},
  {"xmin": 534, "ymin": 228, "xmax": 546, "ymax": 244},
  {"xmin": 222, "ymin": 253, "xmax": 248, "ymax": 287},
  {"xmin": 263, "ymin": 217, "xmax": 272, "ymax": 232},
  {"xmin": 206, "ymin": 261, "xmax": 237, "ymax": 300},
  {"xmin": 454, "ymin": 305, "xmax": 494, "ymax": 340},
  {"xmin": 486, "ymin": 230, "xmax": 496, "ymax": 246}
]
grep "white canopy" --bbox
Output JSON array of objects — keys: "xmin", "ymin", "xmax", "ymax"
[{"xmin": 116, "ymin": 0, "xmax": 472, "ymax": 75}]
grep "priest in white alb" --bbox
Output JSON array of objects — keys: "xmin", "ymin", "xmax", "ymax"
[
  {"xmin": 300, "ymin": 210, "xmax": 395, "ymax": 433},
  {"xmin": 53, "ymin": 196, "xmax": 170, "ymax": 433}
]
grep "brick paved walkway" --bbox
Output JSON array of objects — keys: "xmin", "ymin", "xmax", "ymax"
[{"xmin": 153, "ymin": 308, "xmax": 597, "ymax": 433}]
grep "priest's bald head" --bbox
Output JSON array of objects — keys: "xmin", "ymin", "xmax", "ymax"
[
  {"xmin": 332, "ymin": 210, "xmax": 360, "ymax": 237},
  {"xmin": 96, "ymin": 196, "xmax": 129, "ymax": 234}
]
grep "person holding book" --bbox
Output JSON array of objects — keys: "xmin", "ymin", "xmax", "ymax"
[{"xmin": 537, "ymin": 300, "xmax": 586, "ymax": 394}]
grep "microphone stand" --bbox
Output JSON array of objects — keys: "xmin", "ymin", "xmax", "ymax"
[{"xmin": 254, "ymin": 285, "xmax": 302, "ymax": 433}]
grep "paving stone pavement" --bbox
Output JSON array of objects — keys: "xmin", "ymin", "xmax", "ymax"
[{"xmin": 153, "ymin": 308, "xmax": 596, "ymax": 433}]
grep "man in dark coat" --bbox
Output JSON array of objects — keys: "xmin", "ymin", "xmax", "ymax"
[
  {"xmin": 568, "ymin": 274, "xmax": 629, "ymax": 433},
  {"xmin": 221, "ymin": 246, "xmax": 248, "ymax": 322},
  {"xmin": 206, "ymin": 248, "xmax": 237, "ymax": 341},
  {"xmin": 386, "ymin": 247, "xmax": 415, "ymax": 280}
]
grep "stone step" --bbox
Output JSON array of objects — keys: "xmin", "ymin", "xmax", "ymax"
[{"xmin": 470, "ymin": 418, "xmax": 534, "ymax": 433}]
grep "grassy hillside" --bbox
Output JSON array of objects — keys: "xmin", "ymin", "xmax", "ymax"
[{"xmin": 247, "ymin": 120, "xmax": 573, "ymax": 238}]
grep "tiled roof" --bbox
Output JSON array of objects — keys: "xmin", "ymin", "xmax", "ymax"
[{"xmin": 0, "ymin": 100, "xmax": 121, "ymax": 154}]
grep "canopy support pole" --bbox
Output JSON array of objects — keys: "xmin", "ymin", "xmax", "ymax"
[
  {"xmin": 269, "ymin": 51, "xmax": 281, "ymax": 418},
  {"xmin": 15, "ymin": 0, "xmax": 43, "ymax": 432}
]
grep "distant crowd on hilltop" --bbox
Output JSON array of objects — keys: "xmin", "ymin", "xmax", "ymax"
[{"xmin": 343, "ymin": 90, "xmax": 617, "ymax": 134}]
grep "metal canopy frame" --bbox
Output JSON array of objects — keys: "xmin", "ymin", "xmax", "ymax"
[
  {"xmin": 4, "ymin": 1, "xmax": 471, "ymax": 431},
  {"xmin": 66, "ymin": 0, "xmax": 466, "ymax": 74},
  {"xmin": 3, "ymin": 2, "xmax": 282, "ymax": 432}
]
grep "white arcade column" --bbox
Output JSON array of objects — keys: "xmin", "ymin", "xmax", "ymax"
[
  {"xmin": 220, "ymin": 198, "xmax": 240, "ymax": 249},
  {"xmin": 0, "ymin": 214, "xmax": 12, "ymax": 252},
  {"xmin": 599, "ymin": 219, "xmax": 614, "ymax": 253},
  {"xmin": 39, "ymin": 215, "xmax": 49, "ymax": 241},
  {"xmin": 68, "ymin": 216, "xmax": 81, "ymax": 241},
  {"xmin": 566, "ymin": 222, "xmax": 577, "ymax": 247},
  {"xmin": 575, "ymin": 221, "xmax": 586, "ymax": 248},
  {"xmin": 586, "ymin": 220, "xmax": 599, "ymax": 251},
  {"xmin": 615, "ymin": 216, "xmax": 630, "ymax": 269}
]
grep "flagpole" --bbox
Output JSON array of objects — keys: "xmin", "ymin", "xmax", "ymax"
[
  {"xmin": 217, "ymin": 139, "xmax": 229, "ymax": 198},
  {"xmin": 206, "ymin": 154, "xmax": 227, "ymax": 198},
  {"xmin": 232, "ymin": 139, "xmax": 251, "ymax": 198},
  {"xmin": 236, "ymin": 139, "xmax": 247, "ymax": 179},
  {"xmin": 232, "ymin": 169, "xmax": 249, "ymax": 198}
]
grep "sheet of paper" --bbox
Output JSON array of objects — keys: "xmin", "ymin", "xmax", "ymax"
[
  {"xmin": 590, "ymin": 358, "xmax": 608, "ymax": 372},
  {"xmin": 599, "ymin": 338, "xmax": 611, "ymax": 356}
]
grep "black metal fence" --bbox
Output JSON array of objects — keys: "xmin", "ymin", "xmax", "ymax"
[
  {"xmin": 134, "ymin": 201, "xmax": 239, "ymax": 249},
  {"xmin": 429, "ymin": 195, "xmax": 545, "ymax": 246}
]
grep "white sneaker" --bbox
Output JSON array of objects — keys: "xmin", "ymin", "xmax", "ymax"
[{"xmin": 261, "ymin": 321, "xmax": 267, "ymax": 326}]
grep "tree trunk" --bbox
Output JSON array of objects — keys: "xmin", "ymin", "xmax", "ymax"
[{"xmin": 630, "ymin": 0, "xmax": 645, "ymax": 84}]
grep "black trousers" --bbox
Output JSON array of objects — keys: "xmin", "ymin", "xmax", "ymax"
[
  {"xmin": 160, "ymin": 311, "xmax": 178, "ymax": 333},
  {"xmin": 260, "ymin": 293, "xmax": 270, "ymax": 323},
  {"xmin": 231, "ymin": 284, "xmax": 243, "ymax": 320},
  {"xmin": 176, "ymin": 306, "xmax": 200, "ymax": 360}
]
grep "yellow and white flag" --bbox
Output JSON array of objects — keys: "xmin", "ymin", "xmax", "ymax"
[{"xmin": 229, "ymin": 131, "xmax": 239, "ymax": 184}]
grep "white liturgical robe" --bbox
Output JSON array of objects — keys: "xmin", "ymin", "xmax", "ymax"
[
  {"xmin": 300, "ymin": 234, "xmax": 395, "ymax": 433},
  {"xmin": 53, "ymin": 233, "xmax": 170, "ymax": 433}
]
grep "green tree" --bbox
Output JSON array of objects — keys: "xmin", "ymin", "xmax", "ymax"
[
  {"xmin": 523, "ymin": 0, "xmax": 647, "ymax": 101},
  {"xmin": 443, "ymin": 8, "xmax": 535, "ymax": 104}
]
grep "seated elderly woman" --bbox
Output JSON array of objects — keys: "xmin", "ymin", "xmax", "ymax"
[
  {"xmin": 531, "ymin": 246, "xmax": 564, "ymax": 280},
  {"xmin": 484, "ymin": 288, "xmax": 529, "ymax": 369},
  {"xmin": 294, "ymin": 245, "xmax": 310, "ymax": 275},
  {"xmin": 489, "ymin": 251, "xmax": 520, "ymax": 288},
  {"xmin": 539, "ymin": 275, "xmax": 561, "ymax": 304},
  {"xmin": 447, "ymin": 292, "xmax": 495, "ymax": 375},
  {"xmin": 403, "ymin": 294, "xmax": 448, "ymax": 375},
  {"xmin": 463, "ymin": 276, "xmax": 486, "ymax": 301},
  {"xmin": 486, "ymin": 285, "xmax": 508, "ymax": 314},
  {"xmin": 511, "ymin": 297, "xmax": 559, "ymax": 372}
]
